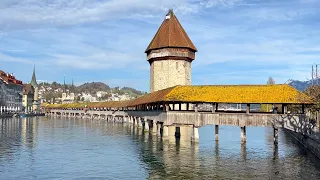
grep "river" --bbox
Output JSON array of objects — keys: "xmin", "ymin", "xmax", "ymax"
[{"xmin": 1, "ymin": 117, "xmax": 320, "ymax": 179}]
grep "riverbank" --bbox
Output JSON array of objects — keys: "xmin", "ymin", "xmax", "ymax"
[{"xmin": 285, "ymin": 129, "xmax": 320, "ymax": 159}]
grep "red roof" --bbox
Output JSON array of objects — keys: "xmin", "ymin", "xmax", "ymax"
[
  {"xmin": 145, "ymin": 10, "xmax": 197, "ymax": 53},
  {"xmin": 0, "ymin": 70, "xmax": 23, "ymax": 86}
]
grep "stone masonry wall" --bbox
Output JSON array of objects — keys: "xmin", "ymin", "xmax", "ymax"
[{"xmin": 150, "ymin": 60, "xmax": 191, "ymax": 92}]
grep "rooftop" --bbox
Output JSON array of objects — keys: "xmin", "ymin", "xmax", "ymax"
[
  {"xmin": 145, "ymin": 9, "xmax": 197, "ymax": 53},
  {"xmin": 0, "ymin": 70, "xmax": 23, "ymax": 86},
  {"xmin": 44, "ymin": 84, "xmax": 314, "ymax": 109}
]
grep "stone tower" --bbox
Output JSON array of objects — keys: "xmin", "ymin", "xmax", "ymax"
[
  {"xmin": 145, "ymin": 9, "xmax": 197, "ymax": 93},
  {"xmin": 30, "ymin": 64, "xmax": 39, "ymax": 112}
]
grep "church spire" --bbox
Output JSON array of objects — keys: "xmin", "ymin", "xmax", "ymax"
[
  {"xmin": 71, "ymin": 77, "xmax": 75, "ymax": 93},
  {"xmin": 63, "ymin": 75, "xmax": 66, "ymax": 92},
  {"xmin": 30, "ymin": 63, "xmax": 38, "ymax": 88}
]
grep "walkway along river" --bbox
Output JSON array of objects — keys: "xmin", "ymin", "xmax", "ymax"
[{"xmin": 1, "ymin": 117, "xmax": 320, "ymax": 179}]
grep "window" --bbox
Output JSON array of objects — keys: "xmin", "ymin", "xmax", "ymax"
[{"xmin": 176, "ymin": 62, "xmax": 178, "ymax": 70}]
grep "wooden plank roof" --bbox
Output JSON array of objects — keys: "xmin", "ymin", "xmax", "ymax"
[
  {"xmin": 44, "ymin": 84, "xmax": 314, "ymax": 109},
  {"xmin": 145, "ymin": 9, "xmax": 197, "ymax": 53}
]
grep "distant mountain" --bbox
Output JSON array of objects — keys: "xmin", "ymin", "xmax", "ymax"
[{"xmin": 287, "ymin": 78, "xmax": 320, "ymax": 91}]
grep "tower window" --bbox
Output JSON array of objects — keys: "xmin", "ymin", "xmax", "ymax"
[
  {"xmin": 161, "ymin": 62, "xmax": 163, "ymax": 69},
  {"xmin": 176, "ymin": 62, "xmax": 178, "ymax": 70}
]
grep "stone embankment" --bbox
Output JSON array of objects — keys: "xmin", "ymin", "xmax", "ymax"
[{"xmin": 283, "ymin": 113, "xmax": 320, "ymax": 159}]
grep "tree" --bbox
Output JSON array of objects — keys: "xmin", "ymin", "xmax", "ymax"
[
  {"xmin": 261, "ymin": 77, "xmax": 276, "ymax": 112},
  {"xmin": 304, "ymin": 85, "xmax": 320, "ymax": 113},
  {"xmin": 267, "ymin": 77, "xmax": 275, "ymax": 85}
]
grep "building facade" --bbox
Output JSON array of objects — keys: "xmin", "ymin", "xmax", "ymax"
[
  {"xmin": 146, "ymin": 9, "xmax": 197, "ymax": 93},
  {"xmin": 61, "ymin": 78, "xmax": 75, "ymax": 104},
  {"xmin": 22, "ymin": 84, "xmax": 35, "ymax": 112},
  {"xmin": 21, "ymin": 65, "xmax": 40, "ymax": 113},
  {"xmin": 30, "ymin": 66, "xmax": 39, "ymax": 112},
  {"xmin": 0, "ymin": 70, "xmax": 23, "ymax": 113}
]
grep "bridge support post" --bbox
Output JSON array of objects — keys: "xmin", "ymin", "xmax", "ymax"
[
  {"xmin": 138, "ymin": 117, "xmax": 142, "ymax": 128},
  {"xmin": 215, "ymin": 125, "xmax": 219, "ymax": 141},
  {"xmin": 240, "ymin": 126, "xmax": 246, "ymax": 143},
  {"xmin": 130, "ymin": 116, "xmax": 134, "ymax": 124},
  {"xmin": 274, "ymin": 127, "xmax": 278, "ymax": 145},
  {"xmin": 246, "ymin": 104, "xmax": 250, "ymax": 114},
  {"xmin": 144, "ymin": 119, "xmax": 150, "ymax": 131},
  {"xmin": 156, "ymin": 123, "xmax": 161, "ymax": 136},
  {"xmin": 191, "ymin": 126, "xmax": 199, "ymax": 142},
  {"xmin": 282, "ymin": 104, "xmax": 288, "ymax": 114},
  {"xmin": 152, "ymin": 121, "xmax": 157, "ymax": 134}
]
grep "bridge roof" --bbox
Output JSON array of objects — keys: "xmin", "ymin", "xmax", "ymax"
[
  {"xmin": 44, "ymin": 84, "xmax": 314, "ymax": 109},
  {"xmin": 130, "ymin": 84, "xmax": 313, "ymax": 105}
]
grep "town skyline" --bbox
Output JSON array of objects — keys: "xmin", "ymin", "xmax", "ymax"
[{"xmin": 1, "ymin": 0, "xmax": 320, "ymax": 91}]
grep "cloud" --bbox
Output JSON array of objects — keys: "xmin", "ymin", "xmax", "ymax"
[
  {"xmin": 1, "ymin": 0, "xmax": 320, "ymax": 91},
  {"xmin": 0, "ymin": 0, "xmax": 247, "ymax": 30}
]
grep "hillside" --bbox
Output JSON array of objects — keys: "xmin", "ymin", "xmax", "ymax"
[
  {"xmin": 77, "ymin": 82, "xmax": 111, "ymax": 94},
  {"xmin": 39, "ymin": 81, "xmax": 146, "ymax": 102}
]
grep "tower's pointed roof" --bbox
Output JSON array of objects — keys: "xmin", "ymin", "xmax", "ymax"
[
  {"xmin": 145, "ymin": 9, "xmax": 197, "ymax": 53},
  {"xmin": 30, "ymin": 64, "xmax": 38, "ymax": 88}
]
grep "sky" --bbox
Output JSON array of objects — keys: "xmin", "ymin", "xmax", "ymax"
[{"xmin": 0, "ymin": 0, "xmax": 319, "ymax": 92}]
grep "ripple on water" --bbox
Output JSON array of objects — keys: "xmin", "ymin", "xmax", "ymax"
[{"xmin": 0, "ymin": 117, "xmax": 320, "ymax": 179}]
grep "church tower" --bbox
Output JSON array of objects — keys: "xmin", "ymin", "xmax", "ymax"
[
  {"xmin": 30, "ymin": 64, "xmax": 39, "ymax": 112},
  {"xmin": 145, "ymin": 9, "xmax": 197, "ymax": 93}
]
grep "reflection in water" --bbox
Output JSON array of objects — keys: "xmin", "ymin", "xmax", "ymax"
[{"xmin": 0, "ymin": 117, "xmax": 320, "ymax": 179}]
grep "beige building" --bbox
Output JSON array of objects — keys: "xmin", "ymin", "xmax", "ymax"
[
  {"xmin": 22, "ymin": 84, "xmax": 34, "ymax": 112},
  {"xmin": 22, "ymin": 65, "xmax": 39, "ymax": 113},
  {"xmin": 145, "ymin": 9, "xmax": 197, "ymax": 93}
]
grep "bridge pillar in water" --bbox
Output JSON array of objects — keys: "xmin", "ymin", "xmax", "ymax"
[
  {"xmin": 152, "ymin": 121, "xmax": 157, "ymax": 134},
  {"xmin": 191, "ymin": 126, "xmax": 199, "ymax": 142},
  {"xmin": 138, "ymin": 117, "xmax": 142, "ymax": 128},
  {"xmin": 156, "ymin": 123, "xmax": 161, "ymax": 136},
  {"xmin": 133, "ymin": 117, "xmax": 137, "ymax": 126},
  {"xmin": 144, "ymin": 119, "xmax": 150, "ymax": 131},
  {"xmin": 240, "ymin": 126, "xmax": 246, "ymax": 143},
  {"xmin": 215, "ymin": 125, "xmax": 219, "ymax": 141},
  {"xmin": 274, "ymin": 127, "xmax": 278, "ymax": 145},
  {"xmin": 130, "ymin": 116, "xmax": 134, "ymax": 124}
]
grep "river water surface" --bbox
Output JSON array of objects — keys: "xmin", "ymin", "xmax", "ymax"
[{"xmin": 1, "ymin": 117, "xmax": 320, "ymax": 179}]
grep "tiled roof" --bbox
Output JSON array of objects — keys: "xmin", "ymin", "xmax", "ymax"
[
  {"xmin": 44, "ymin": 84, "xmax": 314, "ymax": 109},
  {"xmin": 145, "ymin": 9, "xmax": 197, "ymax": 53},
  {"xmin": 23, "ymin": 84, "xmax": 34, "ymax": 95},
  {"xmin": 0, "ymin": 70, "xmax": 23, "ymax": 86}
]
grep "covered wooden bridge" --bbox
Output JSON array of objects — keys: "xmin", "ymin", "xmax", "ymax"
[{"xmin": 44, "ymin": 84, "xmax": 314, "ymax": 143}]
